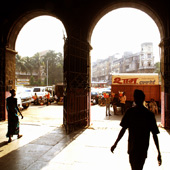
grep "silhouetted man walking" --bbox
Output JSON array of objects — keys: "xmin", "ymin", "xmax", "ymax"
[{"xmin": 111, "ymin": 89, "xmax": 161, "ymax": 170}]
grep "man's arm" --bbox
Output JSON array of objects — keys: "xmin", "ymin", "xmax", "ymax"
[
  {"xmin": 152, "ymin": 133, "xmax": 162, "ymax": 166},
  {"xmin": 111, "ymin": 127, "xmax": 126, "ymax": 153}
]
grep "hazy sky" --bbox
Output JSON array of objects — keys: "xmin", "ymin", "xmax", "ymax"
[
  {"xmin": 91, "ymin": 8, "xmax": 161, "ymax": 63},
  {"xmin": 15, "ymin": 16, "xmax": 66, "ymax": 57},
  {"xmin": 16, "ymin": 8, "xmax": 161, "ymax": 63}
]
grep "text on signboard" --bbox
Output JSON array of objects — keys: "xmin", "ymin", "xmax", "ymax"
[{"xmin": 113, "ymin": 77, "xmax": 156, "ymax": 85}]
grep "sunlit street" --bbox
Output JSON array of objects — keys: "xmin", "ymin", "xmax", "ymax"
[
  {"xmin": 1, "ymin": 104, "xmax": 169, "ymax": 170},
  {"xmin": 21, "ymin": 103, "xmax": 63, "ymax": 127}
]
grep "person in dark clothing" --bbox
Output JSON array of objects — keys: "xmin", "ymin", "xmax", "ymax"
[
  {"xmin": 112, "ymin": 93, "xmax": 119, "ymax": 115},
  {"xmin": 33, "ymin": 93, "xmax": 39, "ymax": 105},
  {"xmin": 6, "ymin": 89, "xmax": 23, "ymax": 143},
  {"xmin": 110, "ymin": 89, "xmax": 161, "ymax": 170},
  {"xmin": 46, "ymin": 92, "xmax": 50, "ymax": 106},
  {"xmin": 119, "ymin": 92, "xmax": 126, "ymax": 114}
]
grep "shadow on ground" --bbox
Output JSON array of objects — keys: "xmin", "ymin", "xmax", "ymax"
[{"xmin": 0, "ymin": 126, "xmax": 85, "ymax": 170}]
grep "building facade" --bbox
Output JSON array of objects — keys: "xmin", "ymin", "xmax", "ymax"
[{"xmin": 92, "ymin": 43, "xmax": 155, "ymax": 85}]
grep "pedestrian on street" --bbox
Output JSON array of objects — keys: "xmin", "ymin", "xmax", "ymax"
[
  {"xmin": 46, "ymin": 92, "xmax": 50, "ymax": 106},
  {"xmin": 119, "ymin": 92, "xmax": 126, "ymax": 115},
  {"xmin": 33, "ymin": 93, "xmax": 39, "ymax": 105},
  {"xmin": 111, "ymin": 89, "xmax": 162, "ymax": 170},
  {"xmin": 149, "ymin": 98, "xmax": 158, "ymax": 114},
  {"xmin": 106, "ymin": 93, "xmax": 111, "ymax": 116},
  {"xmin": 112, "ymin": 93, "xmax": 119, "ymax": 115},
  {"xmin": 6, "ymin": 89, "xmax": 23, "ymax": 143}
]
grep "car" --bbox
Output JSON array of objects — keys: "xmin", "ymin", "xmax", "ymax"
[
  {"xmin": 91, "ymin": 91, "xmax": 99, "ymax": 105},
  {"xmin": 32, "ymin": 87, "xmax": 48, "ymax": 105},
  {"xmin": 32, "ymin": 87, "xmax": 48, "ymax": 97},
  {"xmin": 16, "ymin": 87, "xmax": 33, "ymax": 109},
  {"xmin": 21, "ymin": 88, "xmax": 33, "ymax": 109},
  {"xmin": 16, "ymin": 92, "xmax": 23, "ymax": 110}
]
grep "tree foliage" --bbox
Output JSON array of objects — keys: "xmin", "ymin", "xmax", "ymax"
[
  {"xmin": 154, "ymin": 62, "xmax": 161, "ymax": 83},
  {"xmin": 16, "ymin": 51, "xmax": 63, "ymax": 86},
  {"xmin": 154, "ymin": 62, "xmax": 160, "ymax": 73},
  {"xmin": 42, "ymin": 51, "xmax": 63, "ymax": 85}
]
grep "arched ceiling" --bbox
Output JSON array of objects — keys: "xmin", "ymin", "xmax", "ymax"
[{"xmin": 87, "ymin": 2, "xmax": 164, "ymax": 44}]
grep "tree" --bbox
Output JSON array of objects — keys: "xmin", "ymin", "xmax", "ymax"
[
  {"xmin": 42, "ymin": 51, "xmax": 63, "ymax": 85},
  {"xmin": 15, "ymin": 54, "xmax": 27, "ymax": 73},
  {"xmin": 154, "ymin": 62, "xmax": 160, "ymax": 73},
  {"xmin": 30, "ymin": 76, "xmax": 35, "ymax": 86},
  {"xmin": 31, "ymin": 53, "xmax": 42, "ymax": 80},
  {"xmin": 24, "ymin": 56, "xmax": 33, "ymax": 75},
  {"xmin": 154, "ymin": 62, "xmax": 161, "ymax": 83},
  {"xmin": 16, "ymin": 51, "xmax": 63, "ymax": 86}
]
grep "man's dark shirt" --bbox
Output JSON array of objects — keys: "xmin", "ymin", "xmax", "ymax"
[
  {"xmin": 120, "ymin": 105, "xmax": 160, "ymax": 158},
  {"xmin": 112, "ymin": 97, "xmax": 119, "ymax": 105}
]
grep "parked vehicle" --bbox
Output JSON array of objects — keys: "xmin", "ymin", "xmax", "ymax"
[
  {"xmin": 16, "ymin": 87, "xmax": 32, "ymax": 109},
  {"xmin": 21, "ymin": 88, "xmax": 33, "ymax": 109},
  {"xmin": 45, "ymin": 86, "xmax": 54, "ymax": 103},
  {"xmin": 32, "ymin": 87, "xmax": 48, "ymax": 97},
  {"xmin": 16, "ymin": 92, "xmax": 23, "ymax": 110},
  {"xmin": 32, "ymin": 87, "xmax": 48, "ymax": 105},
  {"xmin": 91, "ymin": 90, "xmax": 99, "ymax": 105}
]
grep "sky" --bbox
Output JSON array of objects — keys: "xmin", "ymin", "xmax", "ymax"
[
  {"xmin": 91, "ymin": 8, "xmax": 161, "ymax": 63},
  {"xmin": 15, "ymin": 16, "xmax": 66, "ymax": 57},
  {"xmin": 15, "ymin": 8, "xmax": 161, "ymax": 63}
]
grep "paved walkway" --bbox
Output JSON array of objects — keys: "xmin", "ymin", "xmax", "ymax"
[{"xmin": 0, "ymin": 105, "xmax": 170, "ymax": 170}]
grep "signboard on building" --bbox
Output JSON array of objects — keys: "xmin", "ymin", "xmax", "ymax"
[
  {"xmin": 16, "ymin": 79, "xmax": 30, "ymax": 85},
  {"xmin": 112, "ymin": 73, "xmax": 159, "ymax": 85}
]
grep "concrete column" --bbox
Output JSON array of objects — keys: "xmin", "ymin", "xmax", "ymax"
[
  {"xmin": 5, "ymin": 47, "xmax": 17, "ymax": 90},
  {"xmin": 0, "ymin": 46, "xmax": 6, "ymax": 120},
  {"xmin": 63, "ymin": 36, "xmax": 91, "ymax": 133},
  {"xmin": 159, "ymin": 37, "xmax": 170, "ymax": 128},
  {"xmin": 2, "ymin": 47, "xmax": 17, "ymax": 120}
]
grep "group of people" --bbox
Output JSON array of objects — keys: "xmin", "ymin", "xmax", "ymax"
[
  {"xmin": 106, "ymin": 91, "xmax": 159, "ymax": 116},
  {"xmin": 6, "ymin": 88, "xmax": 162, "ymax": 170},
  {"xmin": 106, "ymin": 92, "xmax": 127, "ymax": 116},
  {"xmin": 33, "ymin": 92, "xmax": 50, "ymax": 106}
]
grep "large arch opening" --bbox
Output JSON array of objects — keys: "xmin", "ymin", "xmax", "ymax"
[
  {"xmin": 5, "ymin": 12, "xmax": 67, "ymax": 127},
  {"xmin": 89, "ymin": 4, "xmax": 164, "ymax": 127}
]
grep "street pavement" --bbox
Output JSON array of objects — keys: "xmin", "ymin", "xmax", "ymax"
[{"xmin": 0, "ymin": 104, "xmax": 170, "ymax": 170}]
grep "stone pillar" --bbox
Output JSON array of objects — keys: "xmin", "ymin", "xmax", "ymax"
[
  {"xmin": 0, "ymin": 46, "xmax": 6, "ymax": 120},
  {"xmin": 63, "ymin": 36, "xmax": 91, "ymax": 133},
  {"xmin": 0, "ymin": 47, "xmax": 17, "ymax": 120},
  {"xmin": 5, "ymin": 47, "xmax": 16, "ymax": 90},
  {"xmin": 159, "ymin": 37, "xmax": 170, "ymax": 128}
]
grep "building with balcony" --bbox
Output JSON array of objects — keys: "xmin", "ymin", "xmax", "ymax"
[{"xmin": 92, "ymin": 42, "xmax": 155, "ymax": 85}]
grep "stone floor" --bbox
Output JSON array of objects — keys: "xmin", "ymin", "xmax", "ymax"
[{"xmin": 0, "ymin": 105, "xmax": 170, "ymax": 170}]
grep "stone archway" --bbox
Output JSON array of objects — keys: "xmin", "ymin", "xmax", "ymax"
[
  {"xmin": 1, "ymin": 0, "xmax": 170, "ymax": 131},
  {"xmin": 3, "ymin": 10, "xmax": 91, "ymax": 133},
  {"xmin": 3, "ymin": 11, "xmax": 67, "ymax": 120},
  {"xmin": 7, "ymin": 10, "xmax": 66, "ymax": 51},
  {"xmin": 87, "ymin": 2, "xmax": 164, "ymax": 41},
  {"xmin": 87, "ymin": 2, "xmax": 167, "ymax": 127}
]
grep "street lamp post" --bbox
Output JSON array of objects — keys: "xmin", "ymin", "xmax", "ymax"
[{"xmin": 47, "ymin": 60, "xmax": 48, "ymax": 86}]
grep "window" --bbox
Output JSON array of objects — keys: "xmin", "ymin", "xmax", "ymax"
[
  {"xmin": 33, "ymin": 88, "xmax": 40, "ymax": 92},
  {"xmin": 148, "ymin": 54, "xmax": 151, "ymax": 58}
]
